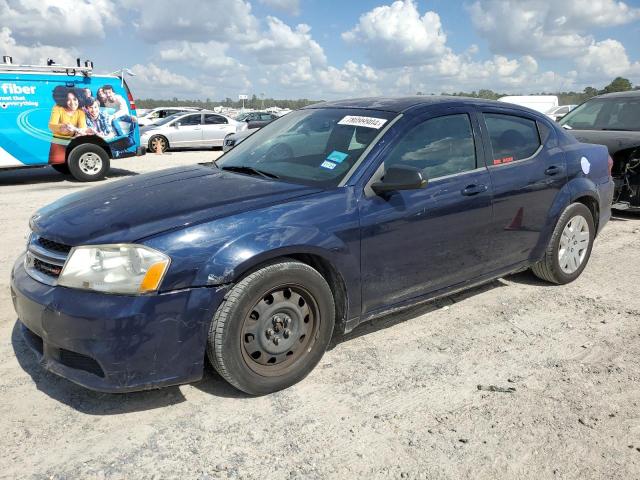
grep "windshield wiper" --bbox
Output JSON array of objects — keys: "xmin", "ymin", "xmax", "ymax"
[{"xmin": 221, "ymin": 165, "xmax": 280, "ymax": 179}]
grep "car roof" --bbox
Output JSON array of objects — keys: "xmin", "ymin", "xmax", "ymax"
[
  {"xmin": 302, "ymin": 95, "xmax": 534, "ymax": 114},
  {"xmin": 593, "ymin": 90, "xmax": 640, "ymax": 99}
]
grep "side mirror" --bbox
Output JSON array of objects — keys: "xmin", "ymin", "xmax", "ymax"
[{"xmin": 371, "ymin": 165, "xmax": 427, "ymax": 194}]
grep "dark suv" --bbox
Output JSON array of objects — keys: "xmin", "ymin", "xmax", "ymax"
[
  {"xmin": 11, "ymin": 97, "xmax": 613, "ymax": 395},
  {"xmin": 559, "ymin": 90, "xmax": 640, "ymax": 211}
]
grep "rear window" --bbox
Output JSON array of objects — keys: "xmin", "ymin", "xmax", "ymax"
[{"xmin": 483, "ymin": 114, "xmax": 541, "ymax": 165}]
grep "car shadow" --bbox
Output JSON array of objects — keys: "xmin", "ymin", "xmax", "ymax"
[
  {"xmin": 0, "ymin": 166, "xmax": 137, "ymax": 186},
  {"xmin": 11, "ymin": 320, "xmax": 251, "ymax": 412},
  {"xmin": 611, "ymin": 210, "xmax": 640, "ymax": 221},
  {"xmin": 330, "ymin": 279, "xmax": 506, "ymax": 348}
]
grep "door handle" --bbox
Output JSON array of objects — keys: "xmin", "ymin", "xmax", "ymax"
[
  {"xmin": 544, "ymin": 165, "xmax": 563, "ymax": 176},
  {"xmin": 461, "ymin": 184, "xmax": 488, "ymax": 196}
]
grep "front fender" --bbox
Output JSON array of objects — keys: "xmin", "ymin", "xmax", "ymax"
[{"xmin": 198, "ymin": 226, "xmax": 356, "ymax": 286}]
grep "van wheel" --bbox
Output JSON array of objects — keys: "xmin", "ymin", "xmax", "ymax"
[
  {"xmin": 148, "ymin": 135, "xmax": 169, "ymax": 153},
  {"xmin": 67, "ymin": 144, "xmax": 110, "ymax": 182},
  {"xmin": 207, "ymin": 259, "xmax": 335, "ymax": 395},
  {"xmin": 51, "ymin": 163, "xmax": 70, "ymax": 175},
  {"xmin": 531, "ymin": 202, "xmax": 595, "ymax": 284}
]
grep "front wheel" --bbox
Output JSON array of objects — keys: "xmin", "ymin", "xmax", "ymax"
[
  {"xmin": 67, "ymin": 144, "xmax": 110, "ymax": 182},
  {"xmin": 531, "ymin": 202, "xmax": 595, "ymax": 284},
  {"xmin": 148, "ymin": 135, "xmax": 169, "ymax": 153},
  {"xmin": 207, "ymin": 259, "xmax": 335, "ymax": 395}
]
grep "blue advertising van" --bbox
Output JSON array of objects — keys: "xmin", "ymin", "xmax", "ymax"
[{"xmin": 0, "ymin": 58, "xmax": 144, "ymax": 181}]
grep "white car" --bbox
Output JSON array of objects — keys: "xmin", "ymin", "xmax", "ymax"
[
  {"xmin": 137, "ymin": 107, "xmax": 202, "ymax": 127},
  {"xmin": 140, "ymin": 111, "xmax": 247, "ymax": 152},
  {"xmin": 546, "ymin": 105, "xmax": 577, "ymax": 121}
]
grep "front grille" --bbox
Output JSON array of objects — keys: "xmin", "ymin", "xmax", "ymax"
[
  {"xmin": 33, "ymin": 257, "xmax": 63, "ymax": 277},
  {"xmin": 23, "ymin": 327, "xmax": 44, "ymax": 355},
  {"xmin": 37, "ymin": 236, "xmax": 72, "ymax": 254},
  {"xmin": 25, "ymin": 234, "xmax": 71, "ymax": 285},
  {"xmin": 59, "ymin": 349, "xmax": 105, "ymax": 377}
]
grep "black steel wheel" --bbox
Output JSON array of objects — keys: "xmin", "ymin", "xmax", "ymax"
[{"xmin": 207, "ymin": 259, "xmax": 335, "ymax": 395}]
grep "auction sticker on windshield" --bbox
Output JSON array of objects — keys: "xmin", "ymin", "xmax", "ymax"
[{"xmin": 338, "ymin": 115, "xmax": 387, "ymax": 129}]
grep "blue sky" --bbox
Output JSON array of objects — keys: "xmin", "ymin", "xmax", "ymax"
[{"xmin": 1, "ymin": 0, "xmax": 639, "ymax": 100}]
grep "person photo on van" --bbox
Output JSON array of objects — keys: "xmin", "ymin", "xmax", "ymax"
[
  {"xmin": 83, "ymin": 96, "xmax": 136, "ymax": 156},
  {"xmin": 96, "ymin": 87, "xmax": 108, "ymax": 107},
  {"xmin": 48, "ymin": 86, "xmax": 87, "ymax": 164},
  {"xmin": 101, "ymin": 84, "xmax": 130, "ymax": 119}
]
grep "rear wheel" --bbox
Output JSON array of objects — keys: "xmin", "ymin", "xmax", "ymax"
[
  {"xmin": 67, "ymin": 144, "xmax": 110, "ymax": 182},
  {"xmin": 531, "ymin": 202, "xmax": 595, "ymax": 284},
  {"xmin": 207, "ymin": 259, "xmax": 335, "ymax": 395}
]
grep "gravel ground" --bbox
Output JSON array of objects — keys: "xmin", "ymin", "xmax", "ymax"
[{"xmin": 1, "ymin": 150, "xmax": 639, "ymax": 479}]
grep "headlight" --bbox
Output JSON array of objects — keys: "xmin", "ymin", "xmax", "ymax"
[{"xmin": 58, "ymin": 245, "xmax": 170, "ymax": 295}]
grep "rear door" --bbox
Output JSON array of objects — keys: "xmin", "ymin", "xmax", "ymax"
[
  {"xmin": 477, "ymin": 109, "xmax": 566, "ymax": 271},
  {"xmin": 170, "ymin": 113, "xmax": 203, "ymax": 146},
  {"xmin": 359, "ymin": 108, "xmax": 494, "ymax": 314},
  {"xmin": 202, "ymin": 114, "xmax": 234, "ymax": 146}
]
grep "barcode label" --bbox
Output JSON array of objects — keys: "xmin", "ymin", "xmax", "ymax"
[{"xmin": 338, "ymin": 115, "xmax": 387, "ymax": 129}]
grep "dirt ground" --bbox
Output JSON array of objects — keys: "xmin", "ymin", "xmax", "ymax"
[{"xmin": 1, "ymin": 150, "xmax": 639, "ymax": 480}]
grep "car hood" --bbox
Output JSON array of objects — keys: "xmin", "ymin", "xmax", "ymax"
[
  {"xmin": 31, "ymin": 165, "xmax": 321, "ymax": 246},
  {"xmin": 567, "ymin": 129, "xmax": 640, "ymax": 154}
]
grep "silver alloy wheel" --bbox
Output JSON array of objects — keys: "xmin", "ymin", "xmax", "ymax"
[
  {"xmin": 558, "ymin": 214, "xmax": 590, "ymax": 274},
  {"xmin": 77, "ymin": 152, "xmax": 103, "ymax": 176}
]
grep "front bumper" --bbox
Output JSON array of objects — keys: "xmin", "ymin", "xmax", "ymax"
[{"xmin": 10, "ymin": 255, "xmax": 227, "ymax": 393}]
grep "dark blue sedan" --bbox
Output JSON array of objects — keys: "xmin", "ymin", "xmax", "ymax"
[{"xmin": 11, "ymin": 97, "xmax": 614, "ymax": 395}]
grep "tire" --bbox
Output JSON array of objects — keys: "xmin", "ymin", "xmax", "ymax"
[
  {"xmin": 207, "ymin": 259, "xmax": 335, "ymax": 395},
  {"xmin": 51, "ymin": 163, "xmax": 70, "ymax": 175},
  {"xmin": 531, "ymin": 202, "xmax": 595, "ymax": 284},
  {"xmin": 148, "ymin": 135, "xmax": 169, "ymax": 153},
  {"xmin": 67, "ymin": 144, "xmax": 110, "ymax": 182}
]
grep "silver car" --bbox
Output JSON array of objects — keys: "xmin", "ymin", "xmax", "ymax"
[{"xmin": 140, "ymin": 111, "xmax": 247, "ymax": 152}]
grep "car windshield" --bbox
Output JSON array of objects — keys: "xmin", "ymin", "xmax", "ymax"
[
  {"xmin": 559, "ymin": 97, "xmax": 640, "ymax": 131},
  {"xmin": 217, "ymin": 108, "xmax": 397, "ymax": 187}
]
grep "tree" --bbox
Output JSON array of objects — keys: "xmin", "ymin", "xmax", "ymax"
[
  {"xmin": 602, "ymin": 77, "xmax": 633, "ymax": 94},
  {"xmin": 583, "ymin": 86, "xmax": 598, "ymax": 98}
]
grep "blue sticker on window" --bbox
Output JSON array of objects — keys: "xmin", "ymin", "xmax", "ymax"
[
  {"xmin": 326, "ymin": 150, "xmax": 348, "ymax": 164},
  {"xmin": 320, "ymin": 160, "xmax": 337, "ymax": 170}
]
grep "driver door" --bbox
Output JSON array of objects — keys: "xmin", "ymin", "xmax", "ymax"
[{"xmin": 359, "ymin": 109, "xmax": 494, "ymax": 315}]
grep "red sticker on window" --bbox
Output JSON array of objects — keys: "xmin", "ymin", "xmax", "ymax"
[{"xmin": 493, "ymin": 156, "xmax": 514, "ymax": 165}]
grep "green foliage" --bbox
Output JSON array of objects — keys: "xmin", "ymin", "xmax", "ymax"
[
  {"xmin": 601, "ymin": 77, "xmax": 632, "ymax": 94},
  {"xmin": 135, "ymin": 77, "xmax": 633, "ymax": 110}
]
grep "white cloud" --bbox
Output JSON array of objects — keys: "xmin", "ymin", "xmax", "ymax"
[
  {"xmin": 124, "ymin": 0, "xmax": 259, "ymax": 43},
  {"xmin": 259, "ymin": 0, "xmax": 300, "ymax": 16},
  {"xmin": 467, "ymin": 0, "xmax": 640, "ymax": 58},
  {"xmin": 575, "ymin": 39, "xmax": 640, "ymax": 80},
  {"xmin": 0, "ymin": 27, "xmax": 77, "ymax": 66},
  {"xmin": 342, "ymin": 0, "xmax": 447, "ymax": 67},
  {"xmin": 159, "ymin": 41, "xmax": 244, "ymax": 72},
  {"xmin": 0, "ymin": 0, "xmax": 120, "ymax": 46},
  {"xmin": 242, "ymin": 17, "xmax": 326, "ymax": 66},
  {"xmin": 128, "ymin": 63, "xmax": 205, "ymax": 98}
]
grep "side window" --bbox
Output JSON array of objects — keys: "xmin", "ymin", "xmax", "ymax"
[
  {"xmin": 205, "ymin": 114, "xmax": 227, "ymax": 124},
  {"xmin": 178, "ymin": 114, "xmax": 202, "ymax": 126},
  {"xmin": 384, "ymin": 114, "xmax": 477, "ymax": 179},
  {"xmin": 483, "ymin": 113, "xmax": 541, "ymax": 164}
]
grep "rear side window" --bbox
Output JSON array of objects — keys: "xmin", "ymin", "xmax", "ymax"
[
  {"xmin": 179, "ymin": 114, "xmax": 202, "ymax": 126},
  {"xmin": 205, "ymin": 114, "xmax": 227, "ymax": 124},
  {"xmin": 384, "ymin": 114, "xmax": 477, "ymax": 179},
  {"xmin": 484, "ymin": 113, "xmax": 541, "ymax": 165}
]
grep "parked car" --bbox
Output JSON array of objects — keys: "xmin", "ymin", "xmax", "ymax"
[
  {"xmin": 559, "ymin": 91, "xmax": 640, "ymax": 211},
  {"xmin": 140, "ymin": 110, "xmax": 246, "ymax": 152},
  {"xmin": 223, "ymin": 127, "xmax": 258, "ymax": 152},
  {"xmin": 235, "ymin": 111, "xmax": 279, "ymax": 129},
  {"xmin": 12, "ymin": 96, "xmax": 613, "ymax": 395},
  {"xmin": 137, "ymin": 107, "xmax": 202, "ymax": 127},
  {"xmin": 546, "ymin": 104, "xmax": 577, "ymax": 121},
  {"xmin": 0, "ymin": 60, "xmax": 144, "ymax": 181}
]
